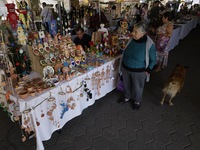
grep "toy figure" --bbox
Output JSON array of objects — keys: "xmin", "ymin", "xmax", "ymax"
[
  {"xmin": 17, "ymin": 26, "xmax": 27, "ymax": 45},
  {"xmin": 5, "ymin": 2, "xmax": 18, "ymax": 29},
  {"xmin": 16, "ymin": 0, "xmax": 31, "ymax": 28}
]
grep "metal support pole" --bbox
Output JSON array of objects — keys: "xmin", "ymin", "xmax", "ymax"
[{"xmin": 58, "ymin": 1, "xmax": 63, "ymax": 35}]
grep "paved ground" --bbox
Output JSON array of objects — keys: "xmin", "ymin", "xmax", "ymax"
[{"xmin": 1, "ymin": 26, "xmax": 200, "ymax": 150}]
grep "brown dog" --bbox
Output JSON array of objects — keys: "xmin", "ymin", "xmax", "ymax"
[{"xmin": 161, "ymin": 64, "xmax": 188, "ymax": 106}]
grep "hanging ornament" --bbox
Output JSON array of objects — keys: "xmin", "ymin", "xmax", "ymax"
[
  {"xmin": 19, "ymin": 49, "xmax": 23, "ymax": 54},
  {"xmin": 11, "ymin": 43, "xmax": 15, "ymax": 46},
  {"xmin": 16, "ymin": 62, "xmax": 20, "ymax": 66},
  {"xmin": 24, "ymin": 56, "xmax": 26, "ymax": 60},
  {"xmin": 16, "ymin": 49, "xmax": 19, "ymax": 52}
]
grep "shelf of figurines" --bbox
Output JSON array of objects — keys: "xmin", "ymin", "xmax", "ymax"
[{"xmin": 15, "ymin": 33, "xmax": 125, "ymax": 100}]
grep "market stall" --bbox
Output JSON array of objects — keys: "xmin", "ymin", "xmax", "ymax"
[
  {"xmin": 0, "ymin": 0, "xmax": 131, "ymax": 148},
  {"xmin": 9, "ymin": 56, "xmax": 121, "ymax": 150}
]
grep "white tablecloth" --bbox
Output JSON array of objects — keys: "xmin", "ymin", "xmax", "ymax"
[
  {"xmin": 169, "ymin": 27, "xmax": 181, "ymax": 51},
  {"xmin": 9, "ymin": 56, "xmax": 121, "ymax": 150},
  {"xmin": 169, "ymin": 17, "xmax": 200, "ymax": 50}
]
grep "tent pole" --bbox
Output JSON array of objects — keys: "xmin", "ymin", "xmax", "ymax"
[{"xmin": 58, "ymin": 1, "xmax": 63, "ymax": 35}]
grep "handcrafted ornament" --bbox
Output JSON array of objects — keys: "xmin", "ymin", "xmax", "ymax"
[
  {"xmin": 16, "ymin": 0, "xmax": 31, "ymax": 28},
  {"xmin": 92, "ymin": 73, "xmax": 95, "ymax": 90},
  {"xmin": 106, "ymin": 65, "xmax": 110, "ymax": 83},
  {"xmin": 40, "ymin": 60, "xmax": 47, "ymax": 66},
  {"xmin": 66, "ymin": 85, "xmax": 72, "ymax": 93},
  {"xmin": 19, "ymin": 49, "xmax": 23, "ymax": 54},
  {"xmin": 16, "ymin": 62, "xmax": 20, "ymax": 66},
  {"xmin": 17, "ymin": 27, "xmax": 27, "ymax": 45},
  {"xmin": 101, "ymin": 68, "xmax": 105, "ymax": 85},
  {"xmin": 32, "ymin": 45, "xmax": 39, "ymax": 56},
  {"xmin": 97, "ymin": 78, "xmax": 101, "ymax": 96},
  {"xmin": 38, "ymin": 31, "xmax": 45, "ymax": 39},
  {"xmin": 44, "ymin": 42, "xmax": 50, "ymax": 53},
  {"xmin": 38, "ymin": 39, "xmax": 44, "ymax": 53},
  {"xmin": 5, "ymin": 2, "xmax": 18, "ymax": 29}
]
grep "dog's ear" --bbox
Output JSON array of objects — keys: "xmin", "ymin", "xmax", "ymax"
[{"xmin": 185, "ymin": 66, "xmax": 189, "ymax": 69}]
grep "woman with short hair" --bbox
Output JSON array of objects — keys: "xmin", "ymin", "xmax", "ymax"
[{"xmin": 119, "ymin": 21, "xmax": 156, "ymax": 110}]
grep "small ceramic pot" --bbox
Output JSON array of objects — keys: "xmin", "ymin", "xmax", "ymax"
[
  {"xmin": 37, "ymin": 88, "xmax": 43, "ymax": 93},
  {"xmin": 43, "ymin": 84, "xmax": 50, "ymax": 91},
  {"xmin": 29, "ymin": 90, "xmax": 36, "ymax": 97},
  {"xmin": 27, "ymin": 86, "xmax": 33, "ymax": 92},
  {"xmin": 18, "ymin": 81, "xmax": 26, "ymax": 87},
  {"xmin": 37, "ymin": 81, "xmax": 45, "ymax": 87},
  {"xmin": 19, "ymin": 90, "xmax": 29, "ymax": 99}
]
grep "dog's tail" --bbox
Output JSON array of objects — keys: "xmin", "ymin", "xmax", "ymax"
[{"xmin": 163, "ymin": 80, "xmax": 179, "ymax": 94}]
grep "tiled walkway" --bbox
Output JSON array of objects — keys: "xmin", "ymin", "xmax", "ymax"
[{"xmin": 1, "ymin": 26, "xmax": 200, "ymax": 150}]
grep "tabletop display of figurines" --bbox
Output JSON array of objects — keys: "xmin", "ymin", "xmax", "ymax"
[{"xmin": 16, "ymin": 77, "xmax": 57, "ymax": 99}]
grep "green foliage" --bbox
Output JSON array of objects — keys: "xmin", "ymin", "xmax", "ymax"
[{"xmin": 7, "ymin": 28, "xmax": 31, "ymax": 76}]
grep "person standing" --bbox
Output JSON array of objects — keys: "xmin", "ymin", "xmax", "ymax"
[
  {"xmin": 119, "ymin": 21, "xmax": 156, "ymax": 110},
  {"xmin": 153, "ymin": 12, "xmax": 173, "ymax": 72},
  {"xmin": 141, "ymin": 4, "xmax": 149, "ymax": 23},
  {"xmin": 150, "ymin": 1, "xmax": 160, "ymax": 27},
  {"xmin": 41, "ymin": 2, "xmax": 51, "ymax": 33},
  {"xmin": 129, "ymin": 4, "xmax": 139, "ymax": 16}
]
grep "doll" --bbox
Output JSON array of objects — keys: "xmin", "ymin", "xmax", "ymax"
[
  {"xmin": 17, "ymin": 26, "xmax": 27, "ymax": 45},
  {"xmin": 5, "ymin": 2, "xmax": 18, "ymax": 29}
]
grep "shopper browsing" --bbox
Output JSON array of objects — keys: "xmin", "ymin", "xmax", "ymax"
[
  {"xmin": 41, "ymin": 2, "xmax": 51, "ymax": 33},
  {"xmin": 118, "ymin": 21, "xmax": 156, "ymax": 110}
]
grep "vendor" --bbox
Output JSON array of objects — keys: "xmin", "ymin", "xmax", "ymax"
[{"xmin": 74, "ymin": 26, "xmax": 91, "ymax": 50}]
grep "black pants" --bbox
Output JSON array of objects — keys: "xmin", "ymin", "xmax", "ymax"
[{"xmin": 44, "ymin": 22, "xmax": 49, "ymax": 33}]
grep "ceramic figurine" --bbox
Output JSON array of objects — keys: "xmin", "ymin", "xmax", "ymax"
[
  {"xmin": 65, "ymin": 73, "xmax": 71, "ymax": 81},
  {"xmin": 47, "ymin": 33, "xmax": 53, "ymax": 43},
  {"xmin": 66, "ymin": 35, "xmax": 71, "ymax": 41},
  {"xmin": 59, "ymin": 75, "xmax": 64, "ymax": 81},
  {"xmin": 61, "ymin": 36, "xmax": 67, "ymax": 42}
]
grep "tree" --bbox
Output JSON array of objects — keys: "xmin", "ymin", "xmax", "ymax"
[{"xmin": 7, "ymin": 28, "xmax": 31, "ymax": 77}]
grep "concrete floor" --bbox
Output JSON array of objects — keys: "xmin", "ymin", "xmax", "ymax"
[{"xmin": 0, "ymin": 25, "xmax": 200, "ymax": 150}]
